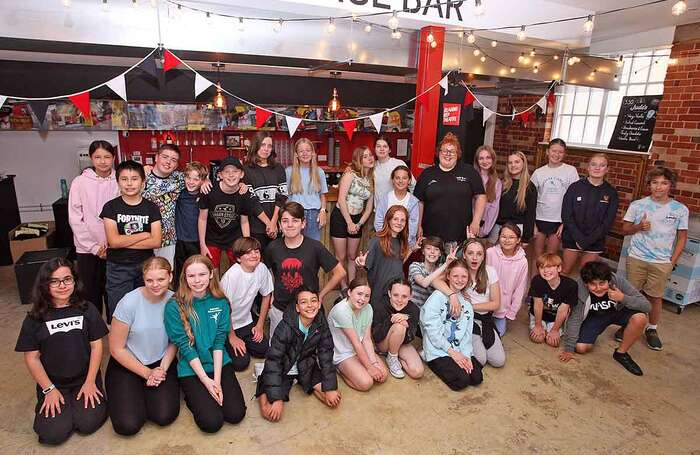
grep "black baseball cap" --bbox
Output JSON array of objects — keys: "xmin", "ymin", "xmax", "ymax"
[{"xmin": 219, "ymin": 156, "xmax": 244, "ymax": 171}]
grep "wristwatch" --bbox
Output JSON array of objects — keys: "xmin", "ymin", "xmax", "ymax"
[{"xmin": 42, "ymin": 384, "xmax": 56, "ymax": 395}]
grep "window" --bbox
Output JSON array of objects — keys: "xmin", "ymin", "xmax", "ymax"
[{"xmin": 552, "ymin": 48, "xmax": 671, "ymax": 148}]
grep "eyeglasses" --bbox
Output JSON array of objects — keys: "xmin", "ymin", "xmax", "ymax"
[
  {"xmin": 440, "ymin": 149, "xmax": 457, "ymax": 156},
  {"xmin": 48, "ymin": 277, "xmax": 75, "ymax": 288}
]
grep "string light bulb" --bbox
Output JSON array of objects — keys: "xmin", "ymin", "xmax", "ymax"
[
  {"xmin": 583, "ymin": 15, "xmax": 594, "ymax": 33},
  {"xmin": 101, "ymin": 0, "xmax": 109, "ymax": 12},
  {"xmin": 237, "ymin": 17, "xmax": 245, "ymax": 31},
  {"xmin": 391, "ymin": 29, "xmax": 402, "ymax": 40},
  {"xmin": 427, "ymin": 32, "xmax": 435, "ymax": 43},
  {"xmin": 364, "ymin": 23, "xmax": 372, "ymax": 33},
  {"xmin": 517, "ymin": 25, "xmax": 526, "ymax": 41},
  {"xmin": 205, "ymin": 11, "xmax": 213, "ymax": 25},
  {"xmin": 473, "ymin": 49, "xmax": 480, "ymax": 56},
  {"xmin": 431, "ymin": 40, "xmax": 438, "ymax": 48},
  {"xmin": 327, "ymin": 18, "xmax": 336, "ymax": 33},
  {"xmin": 614, "ymin": 74, "xmax": 618, "ymax": 81},
  {"xmin": 510, "ymin": 67, "xmax": 516, "ymax": 73},
  {"xmin": 553, "ymin": 55, "xmax": 559, "ymax": 60},
  {"xmin": 491, "ymin": 40, "xmax": 498, "ymax": 47},
  {"xmin": 131, "ymin": 0, "xmax": 138, "ymax": 8},
  {"xmin": 467, "ymin": 31, "xmax": 476, "ymax": 44},
  {"xmin": 616, "ymin": 55, "xmax": 624, "ymax": 67},
  {"xmin": 530, "ymin": 48, "xmax": 536, "ymax": 57},
  {"xmin": 672, "ymin": 1, "xmax": 687, "ymax": 16},
  {"xmin": 480, "ymin": 55, "xmax": 486, "ymax": 62},
  {"xmin": 388, "ymin": 11, "xmax": 399, "ymax": 29},
  {"xmin": 273, "ymin": 19, "xmax": 283, "ymax": 33},
  {"xmin": 533, "ymin": 65, "xmax": 539, "ymax": 74},
  {"xmin": 518, "ymin": 53, "xmax": 525, "ymax": 63},
  {"xmin": 474, "ymin": 0, "xmax": 485, "ymax": 16},
  {"xmin": 457, "ymin": 31, "xmax": 464, "ymax": 39}
]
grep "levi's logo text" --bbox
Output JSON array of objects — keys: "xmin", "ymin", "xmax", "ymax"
[
  {"xmin": 46, "ymin": 316, "xmax": 84, "ymax": 335},
  {"xmin": 442, "ymin": 103, "xmax": 461, "ymax": 126}
]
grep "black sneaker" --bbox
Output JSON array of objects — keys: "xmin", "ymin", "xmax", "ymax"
[
  {"xmin": 613, "ymin": 349, "xmax": 643, "ymax": 376},
  {"xmin": 614, "ymin": 327, "xmax": 624, "ymax": 342},
  {"xmin": 645, "ymin": 329, "xmax": 663, "ymax": 351}
]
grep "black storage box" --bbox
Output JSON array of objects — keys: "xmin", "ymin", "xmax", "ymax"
[{"xmin": 14, "ymin": 248, "xmax": 72, "ymax": 305}]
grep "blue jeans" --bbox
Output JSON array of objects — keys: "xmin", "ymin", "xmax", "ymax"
[
  {"xmin": 303, "ymin": 209, "xmax": 321, "ymax": 241},
  {"xmin": 106, "ymin": 261, "xmax": 145, "ymax": 323},
  {"xmin": 494, "ymin": 317, "xmax": 507, "ymax": 336}
]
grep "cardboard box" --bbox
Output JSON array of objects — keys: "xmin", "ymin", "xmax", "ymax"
[{"xmin": 8, "ymin": 222, "xmax": 55, "ymax": 263}]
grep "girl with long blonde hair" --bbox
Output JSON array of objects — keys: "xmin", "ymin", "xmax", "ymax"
[
  {"xmin": 164, "ymin": 254, "xmax": 246, "ymax": 433},
  {"xmin": 492, "ymin": 151, "xmax": 537, "ymax": 245},
  {"xmin": 286, "ymin": 138, "xmax": 329, "ymax": 241},
  {"xmin": 473, "ymin": 145, "xmax": 503, "ymax": 239}
]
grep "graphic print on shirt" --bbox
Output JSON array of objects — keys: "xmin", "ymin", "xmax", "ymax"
[
  {"xmin": 208, "ymin": 306, "xmax": 223, "ymax": 323},
  {"xmin": 280, "ymin": 257, "xmax": 303, "ymax": 292},
  {"xmin": 442, "ymin": 103, "xmax": 461, "ymax": 126},
  {"xmin": 46, "ymin": 315, "xmax": 84, "ymax": 335},
  {"xmin": 212, "ymin": 203, "xmax": 238, "ymax": 228},
  {"xmin": 542, "ymin": 292, "xmax": 559, "ymax": 313},
  {"xmin": 117, "ymin": 214, "xmax": 150, "ymax": 234},
  {"xmin": 143, "ymin": 172, "xmax": 185, "ymax": 245},
  {"xmin": 589, "ymin": 294, "xmax": 615, "ymax": 312}
]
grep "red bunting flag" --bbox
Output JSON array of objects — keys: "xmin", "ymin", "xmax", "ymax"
[
  {"xmin": 68, "ymin": 91, "xmax": 91, "ymax": 119},
  {"xmin": 464, "ymin": 91, "xmax": 475, "ymax": 107},
  {"xmin": 163, "ymin": 50, "xmax": 182, "ymax": 72},
  {"xmin": 341, "ymin": 119, "xmax": 358, "ymax": 141},
  {"xmin": 256, "ymin": 107, "xmax": 273, "ymax": 129},
  {"xmin": 547, "ymin": 90, "xmax": 555, "ymax": 106},
  {"xmin": 519, "ymin": 111, "xmax": 532, "ymax": 124}
]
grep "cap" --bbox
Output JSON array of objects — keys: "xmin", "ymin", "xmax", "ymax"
[{"xmin": 219, "ymin": 156, "xmax": 244, "ymax": 171}]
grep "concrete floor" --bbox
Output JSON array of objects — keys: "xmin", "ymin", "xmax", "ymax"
[{"xmin": 1, "ymin": 265, "xmax": 699, "ymax": 455}]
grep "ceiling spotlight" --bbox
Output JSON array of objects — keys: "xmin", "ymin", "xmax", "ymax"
[
  {"xmin": 388, "ymin": 11, "xmax": 399, "ymax": 29},
  {"xmin": 517, "ymin": 25, "xmax": 526, "ymax": 41},
  {"xmin": 427, "ymin": 32, "xmax": 435, "ymax": 43},
  {"xmin": 518, "ymin": 53, "xmax": 525, "ymax": 63},
  {"xmin": 672, "ymin": 1, "xmax": 688, "ymax": 16},
  {"xmin": 473, "ymin": 49, "xmax": 480, "ymax": 56},
  {"xmin": 491, "ymin": 40, "xmax": 498, "ymax": 47},
  {"xmin": 583, "ymin": 15, "xmax": 594, "ymax": 33},
  {"xmin": 480, "ymin": 55, "xmax": 486, "ymax": 62},
  {"xmin": 530, "ymin": 48, "xmax": 536, "ymax": 57},
  {"xmin": 510, "ymin": 67, "xmax": 516, "ymax": 73},
  {"xmin": 327, "ymin": 18, "xmax": 336, "ymax": 33},
  {"xmin": 474, "ymin": 0, "xmax": 485, "ymax": 16},
  {"xmin": 364, "ymin": 23, "xmax": 372, "ymax": 33},
  {"xmin": 467, "ymin": 31, "xmax": 476, "ymax": 44}
]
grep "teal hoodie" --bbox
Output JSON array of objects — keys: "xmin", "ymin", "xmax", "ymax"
[{"xmin": 165, "ymin": 293, "xmax": 231, "ymax": 378}]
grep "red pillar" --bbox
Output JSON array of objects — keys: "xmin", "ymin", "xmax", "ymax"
[{"xmin": 411, "ymin": 26, "xmax": 445, "ymax": 178}]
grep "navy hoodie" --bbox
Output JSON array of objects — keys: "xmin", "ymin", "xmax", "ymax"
[{"xmin": 561, "ymin": 178, "xmax": 619, "ymax": 250}]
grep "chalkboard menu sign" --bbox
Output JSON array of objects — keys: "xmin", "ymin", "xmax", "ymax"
[{"xmin": 607, "ymin": 95, "xmax": 662, "ymax": 152}]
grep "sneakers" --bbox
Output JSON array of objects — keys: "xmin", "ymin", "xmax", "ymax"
[
  {"xmin": 614, "ymin": 327, "xmax": 624, "ymax": 342},
  {"xmin": 645, "ymin": 328, "xmax": 663, "ymax": 351},
  {"xmin": 385, "ymin": 353, "xmax": 405, "ymax": 379},
  {"xmin": 613, "ymin": 349, "xmax": 643, "ymax": 376}
]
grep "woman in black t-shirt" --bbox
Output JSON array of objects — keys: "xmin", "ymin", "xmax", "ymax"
[{"xmin": 15, "ymin": 258, "xmax": 109, "ymax": 445}]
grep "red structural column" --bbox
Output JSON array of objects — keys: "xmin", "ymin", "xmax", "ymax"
[{"xmin": 411, "ymin": 26, "xmax": 445, "ymax": 178}]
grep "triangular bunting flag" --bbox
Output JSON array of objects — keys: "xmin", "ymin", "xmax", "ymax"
[
  {"xmin": 547, "ymin": 90, "xmax": 555, "ymax": 106},
  {"xmin": 106, "ymin": 74, "xmax": 127, "ymax": 101},
  {"xmin": 482, "ymin": 108, "xmax": 494, "ymax": 126},
  {"xmin": 536, "ymin": 96, "xmax": 547, "ymax": 113},
  {"xmin": 464, "ymin": 91, "xmax": 475, "ymax": 107},
  {"xmin": 256, "ymin": 107, "xmax": 274, "ymax": 129},
  {"xmin": 163, "ymin": 50, "xmax": 182, "ymax": 72},
  {"xmin": 194, "ymin": 73, "xmax": 214, "ymax": 98},
  {"xmin": 439, "ymin": 75, "xmax": 449, "ymax": 96},
  {"xmin": 341, "ymin": 119, "xmax": 358, "ymax": 141},
  {"xmin": 369, "ymin": 112, "xmax": 384, "ymax": 133},
  {"xmin": 28, "ymin": 100, "xmax": 51, "ymax": 129},
  {"xmin": 69, "ymin": 91, "xmax": 91, "ymax": 119},
  {"xmin": 285, "ymin": 115, "xmax": 302, "ymax": 137},
  {"xmin": 139, "ymin": 54, "xmax": 160, "ymax": 79},
  {"xmin": 0, "ymin": 95, "xmax": 7, "ymax": 109}
]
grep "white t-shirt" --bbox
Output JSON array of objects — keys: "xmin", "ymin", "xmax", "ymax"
[
  {"xmin": 387, "ymin": 190, "xmax": 411, "ymax": 210},
  {"xmin": 327, "ymin": 298, "xmax": 373, "ymax": 365},
  {"xmin": 623, "ymin": 197, "xmax": 689, "ymax": 263},
  {"xmin": 465, "ymin": 265, "xmax": 499, "ymax": 315},
  {"xmin": 220, "ymin": 263, "xmax": 274, "ymax": 329},
  {"xmin": 373, "ymin": 157, "xmax": 414, "ymax": 207},
  {"xmin": 530, "ymin": 163, "xmax": 579, "ymax": 222}
]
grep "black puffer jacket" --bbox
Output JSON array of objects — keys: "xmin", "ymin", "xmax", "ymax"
[{"xmin": 258, "ymin": 306, "xmax": 337, "ymax": 402}]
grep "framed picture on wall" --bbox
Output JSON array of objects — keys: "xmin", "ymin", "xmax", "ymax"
[{"xmin": 225, "ymin": 134, "xmax": 241, "ymax": 149}]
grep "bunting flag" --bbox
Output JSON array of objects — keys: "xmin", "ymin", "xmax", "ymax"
[
  {"xmin": 369, "ymin": 112, "xmax": 384, "ymax": 133},
  {"xmin": 519, "ymin": 111, "xmax": 532, "ymax": 124},
  {"xmin": 285, "ymin": 115, "xmax": 302, "ymax": 137},
  {"xmin": 139, "ymin": 54, "xmax": 160, "ymax": 79},
  {"xmin": 28, "ymin": 100, "xmax": 51, "ymax": 128},
  {"xmin": 163, "ymin": 50, "xmax": 182, "ymax": 72},
  {"xmin": 194, "ymin": 73, "xmax": 213, "ymax": 98},
  {"xmin": 106, "ymin": 74, "xmax": 127, "ymax": 101},
  {"xmin": 438, "ymin": 75, "xmax": 449, "ymax": 96},
  {"xmin": 342, "ymin": 119, "xmax": 358, "ymax": 141},
  {"xmin": 547, "ymin": 90, "xmax": 556, "ymax": 106},
  {"xmin": 464, "ymin": 91, "xmax": 475, "ymax": 107},
  {"xmin": 536, "ymin": 96, "xmax": 547, "ymax": 114},
  {"xmin": 69, "ymin": 91, "xmax": 91, "ymax": 119},
  {"xmin": 256, "ymin": 107, "xmax": 273, "ymax": 128},
  {"xmin": 482, "ymin": 108, "xmax": 494, "ymax": 126},
  {"xmin": 0, "ymin": 95, "xmax": 6, "ymax": 109}
]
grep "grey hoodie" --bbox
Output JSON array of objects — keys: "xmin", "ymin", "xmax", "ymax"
[{"xmin": 563, "ymin": 272, "xmax": 650, "ymax": 353}]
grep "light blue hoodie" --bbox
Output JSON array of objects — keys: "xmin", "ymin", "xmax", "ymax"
[{"xmin": 420, "ymin": 290, "xmax": 475, "ymax": 362}]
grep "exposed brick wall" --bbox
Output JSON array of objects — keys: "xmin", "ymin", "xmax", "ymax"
[
  {"xmin": 650, "ymin": 39, "xmax": 700, "ymax": 213},
  {"xmin": 493, "ymin": 95, "xmax": 547, "ymax": 171}
]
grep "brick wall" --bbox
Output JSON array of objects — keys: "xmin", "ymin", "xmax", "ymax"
[
  {"xmin": 650, "ymin": 38, "xmax": 700, "ymax": 213},
  {"xmin": 492, "ymin": 95, "xmax": 548, "ymax": 170}
]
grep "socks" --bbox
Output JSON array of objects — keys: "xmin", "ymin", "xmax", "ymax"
[
  {"xmin": 387, "ymin": 352, "xmax": 398, "ymax": 360},
  {"xmin": 647, "ymin": 324, "xmax": 658, "ymax": 331}
]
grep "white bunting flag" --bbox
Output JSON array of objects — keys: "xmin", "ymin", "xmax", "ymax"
[
  {"xmin": 482, "ymin": 108, "xmax": 494, "ymax": 126},
  {"xmin": 370, "ymin": 112, "xmax": 384, "ymax": 133},
  {"xmin": 106, "ymin": 74, "xmax": 127, "ymax": 101},
  {"xmin": 194, "ymin": 73, "xmax": 214, "ymax": 98},
  {"xmin": 439, "ymin": 75, "xmax": 449, "ymax": 96},
  {"xmin": 536, "ymin": 95, "xmax": 548, "ymax": 114},
  {"xmin": 0, "ymin": 95, "xmax": 6, "ymax": 109},
  {"xmin": 285, "ymin": 115, "xmax": 302, "ymax": 137}
]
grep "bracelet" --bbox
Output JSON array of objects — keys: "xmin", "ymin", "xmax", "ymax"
[
  {"xmin": 319, "ymin": 208, "xmax": 327, "ymax": 213},
  {"xmin": 42, "ymin": 384, "xmax": 56, "ymax": 395}
]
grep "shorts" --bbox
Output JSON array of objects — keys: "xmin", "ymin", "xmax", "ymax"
[
  {"xmin": 329, "ymin": 207, "xmax": 362, "ymax": 239},
  {"xmin": 529, "ymin": 314, "xmax": 563, "ymax": 335},
  {"xmin": 625, "ymin": 256, "xmax": 673, "ymax": 298},
  {"xmin": 535, "ymin": 220, "xmax": 562, "ymax": 236},
  {"xmin": 577, "ymin": 308, "xmax": 642, "ymax": 345},
  {"xmin": 562, "ymin": 230, "xmax": 605, "ymax": 254},
  {"xmin": 206, "ymin": 244, "xmax": 235, "ymax": 270}
]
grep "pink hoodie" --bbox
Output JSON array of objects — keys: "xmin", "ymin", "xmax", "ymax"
[
  {"xmin": 486, "ymin": 244, "xmax": 528, "ymax": 320},
  {"xmin": 68, "ymin": 168, "xmax": 119, "ymax": 255}
]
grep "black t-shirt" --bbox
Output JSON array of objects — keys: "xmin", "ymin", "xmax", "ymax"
[
  {"xmin": 100, "ymin": 196, "xmax": 162, "ymax": 264},
  {"xmin": 437, "ymin": 84, "xmax": 474, "ymax": 149},
  {"xmin": 588, "ymin": 292, "xmax": 617, "ymax": 315},
  {"xmin": 243, "ymin": 163, "xmax": 288, "ymax": 235},
  {"xmin": 529, "ymin": 275, "xmax": 578, "ymax": 322},
  {"xmin": 15, "ymin": 304, "xmax": 108, "ymax": 388},
  {"xmin": 199, "ymin": 183, "xmax": 263, "ymax": 248},
  {"xmin": 265, "ymin": 237, "xmax": 339, "ymax": 311},
  {"xmin": 413, "ymin": 162, "xmax": 485, "ymax": 243}
]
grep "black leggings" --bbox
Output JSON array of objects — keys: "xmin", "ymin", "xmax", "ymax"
[
  {"xmin": 225, "ymin": 322, "xmax": 269, "ymax": 372},
  {"xmin": 76, "ymin": 253, "xmax": 107, "ymax": 316},
  {"xmin": 428, "ymin": 356, "xmax": 483, "ymax": 391},
  {"xmin": 179, "ymin": 363, "xmax": 246, "ymax": 433},
  {"xmin": 33, "ymin": 375, "xmax": 108, "ymax": 445},
  {"xmin": 105, "ymin": 358, "xmax": 180, "ymax": 436}
]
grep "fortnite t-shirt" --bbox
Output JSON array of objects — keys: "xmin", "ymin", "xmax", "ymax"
[
  {"xmin": 198, "ymin": 183, "xmax": 263, "ymax": 249},
  {"xmin": 15, "ymin": 305, "xmax": 108, "ymax": 388},
  {"xmin": 265, "ymin": 237, "xmax": 338, "ymax": 311},
  {"xmin": 529, "ymin": 275, "xmax": 578, "ymax": 322},
  {"xmin": 100, "ymin": 196, "xmax": 162, "ymax": 264},
  {"xmin": 587, "ymin": 292, "xmax": 617, "ymax": 315}
]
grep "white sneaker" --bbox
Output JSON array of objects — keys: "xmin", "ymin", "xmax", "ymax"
[
  {"xmin": 253, "ymin": 362, "xmax": 265, "ymax": 381},
  {"xmin": 386, "ymin": 353, "xmax": 405, "ymax": 379}
]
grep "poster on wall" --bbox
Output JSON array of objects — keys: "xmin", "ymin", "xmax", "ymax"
[{"xmin": 607, "ymin": 95, "xmax": 662, "ymax": 152}]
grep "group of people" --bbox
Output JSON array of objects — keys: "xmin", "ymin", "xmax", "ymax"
[{"xmin": 15, "ymin": 132, "xmax": 688, "ymax": 444}]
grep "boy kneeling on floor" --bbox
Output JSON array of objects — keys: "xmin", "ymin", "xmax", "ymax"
[
  {"xmin": 256, "ymin": 287, "xmax": 341, "ymax": 422},
  {"xmin": 560, "ymin": 261, "xmax": 650, "ymax": 376}
]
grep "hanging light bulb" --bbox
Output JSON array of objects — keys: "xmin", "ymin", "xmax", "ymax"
[
  {"xmin": 480, "ymin": 55, "xmax": 486, "ymax": 62},
  {"xmin": 273, "ymin": 19, "xmax": 283, "ymax": 33},
  {"xmin": 616, "ymin": 55, "xmax": 624, "ymax": 67},
  {"xmin": 518, "ymin": 53, "xmax": 525, "ymax": 63},
  {"xmin": 672, "ymin": 1, "xmax": 687, "ymax": 16},
  {"xmin": 517, "ymin": 25, "xmax": 526, "ymax": 41},
  {"xmin": 533, "ymin": 65, "xmax": 539, "ymax": 74},
  {"xmin": 427, "ymin": 32, "xmax": 435, "ymax": 43},
  {"xmin": 583, "ymin": 15, "xmax": 594, "ymax": 33},
  {"xmin": 510, "ymin": 67, "xmax": 516, "ymax": 73},
  {"xmin": 388, "ymin": 11, "xmax": 399, "ymax": 29},
  {"xmin": 237, "ymin": 17, "xmax": 245, "ymax": 31},
  {"xmin": 327, "ymin": 88, "xmax": 341, "ymax": 114},
  {"xmin": 214, "ymin": 84, "xmax": 227, "ymax": 110},
  {"xmin": 327, "ymin": 18, "xmax": 336, "ymax": 33},
  {"xmin": 467, "ymin": 31, "xmax": 476, "ymax": 44},
  {"xmin": 491, "ymin": 40, "xmax": 498, "ymax": 47},
  {"xmin": 530, "ymin": 48, "xmax": 536, "ymax": 57},
  {"xmin": 62, "ymin": 0, "xmax": 71, "ymax": 7},
  {"xmin": 474, "ymin": 0, "xmax": 485, "ymax": 16},
  {"xmin": 364, "ymin": 23, "xmax": 372, "ymax": 33}
]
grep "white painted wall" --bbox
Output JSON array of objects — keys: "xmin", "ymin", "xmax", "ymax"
[{"xmin": 0, "ymin": 130, "xmax": 119, "ymax": 222}]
